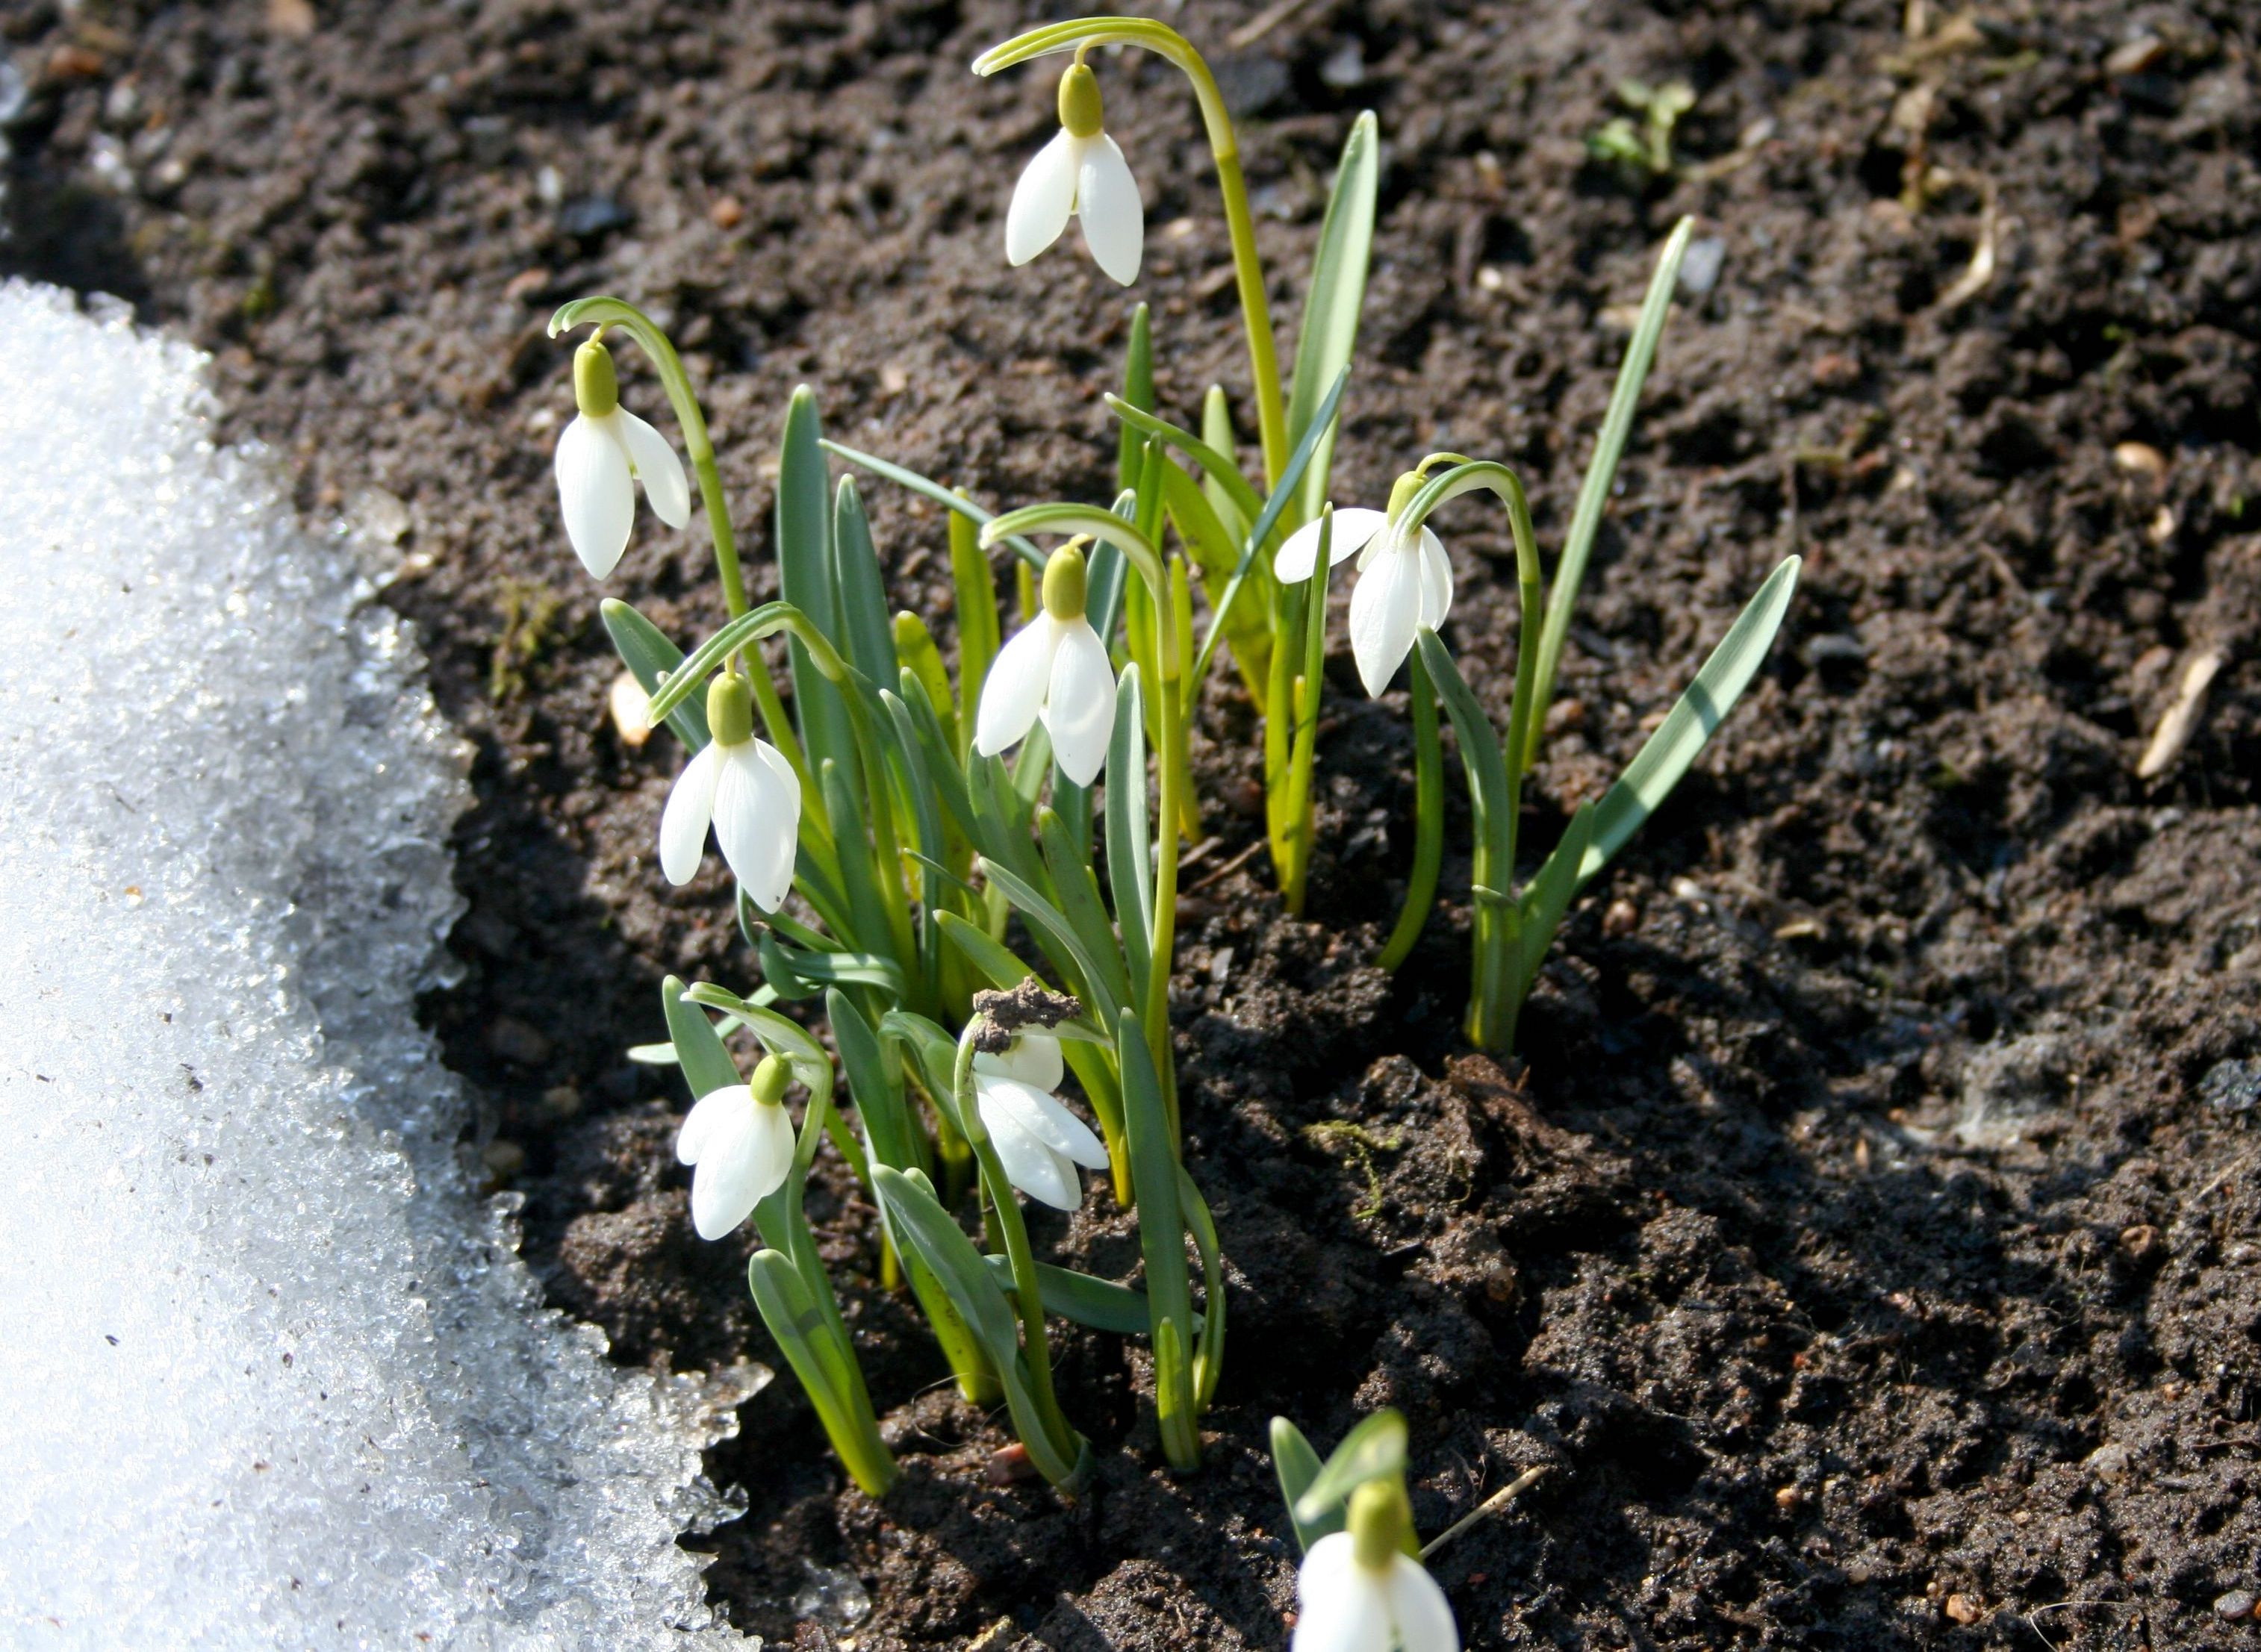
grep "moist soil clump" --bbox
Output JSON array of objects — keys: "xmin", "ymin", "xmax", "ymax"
[{"xmin": 13, "ymin": 1, "xmax": 2261, "ymax": 1646}]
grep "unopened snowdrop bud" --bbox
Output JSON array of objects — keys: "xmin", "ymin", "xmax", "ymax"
[
  {"xmin": 657, "ymin": 672, "xmax": 802, "ymax": 908},
  {"xmin": 553, "ymin": 335, "xmax": 692, "ymax": 580},
  {"xmin": 1292, "ymin": 1479, "xmax": 1459, "ymax": 1652},
  {"xmin": 970, "ymin": 1033, "xmax": 1110, "ymax": 1211},
  {"xmin": 1275, "ymin": 470, "xmax": 1454, "ymax": 699},
  {"xmin": 975, "ymin": 543, "xmax": 1117, "ymax": 786},
  {"xmin": 676, "ymin": 1052, "xmax": 796, "ymax": 1241},
  {"xmin": 1004, "ymin": 60, "xmax": 1144, "ymax": 285}
]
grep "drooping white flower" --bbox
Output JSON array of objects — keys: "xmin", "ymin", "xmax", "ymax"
[
  {"xmin": 971, "ymin": 1032, "xmax": 1110, "ymax": 1211},
  {"xmin": 1005, "ymin": 61, "xmax": 1143, "ymax": 286},
  {"xmin": 1274, "ymin": 499, "xmax": 1452, "ymax": 699},
  {"xmin": 1292, "ymin": 1483, "xmax": 1460, "ymax": 1652},
  {"xmin": 554, "ymin": 336, "xmax": 691, "ymax": 579},
  {"xmin": 659, "ymin": 673, "xmax": 801, "ymax": 910},
  {"xmin": 974, "ymin": 543, "xmax": 1117, "ymax": 786},
  {"xmin": 676, "ymin": 1056, "xmax": 796, "ymax": 1241}
]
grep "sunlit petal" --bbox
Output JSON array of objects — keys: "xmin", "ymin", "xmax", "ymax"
[
  {"xmin": 1349, "ymin": 544, "xmax": 1425, "ymax": 697},
  {"xmin": 979, "ymin": 1085, "xmax": 1077, "ymax": 1209},
  {"xmin": 1276, "ymin": 508, "xmax": 1389, "ymax": 582},
  {"xmin": 1292, "ymin": 1534, "xmax": 1394, "ymax": 1652},
  {"xmin": 1076, "ymin": 133, "xmax": 1144, "ymax": 285},
  {"xmin": 975, "ymin": 1031, "xmax": 1065, "ymax": 1091},
  {"xmin": 1416, "ymin": 526, "xmax": 1453, "ymax": 628},
  {"xmin": 976, "ymin": 614, "xmax": 1060, "ymax": 756},
  {"xmin": 1006, "ymin": 130, "xmax": 1080, "ymax": 266},
  {"xmin": 677, "ymin": 1079, "xmax": 745, "ymax": 1167},
  {"xmin": 555, "ymin": 413, "xmax": 634, "ymax": 578},
  {"xmin": 712, "ymin": 743, "xmax": 788, "ymax": 906},
  {"xmin": 617, "ymin": 408, "xmax": 691, "ymax": 529},
  {"xmin": 690, "ymin": 1095, "xmax": 793, "ymax": 1241},
  {"xmin": 1383, "ymin": 1556, "xmax": 1461, "ymax": 1652},
  {"xmin": 658, "ymin": 742, "xmax": 721, "ymax": 885},
  {"xmin": 1040, "ymin": 615, "xmax": 1116, "ymax": 785}
]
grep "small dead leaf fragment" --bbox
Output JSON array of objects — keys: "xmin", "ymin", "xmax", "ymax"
[{"xmin": 609, "ymin": 670, "xmax": 653, "ymax": 749}]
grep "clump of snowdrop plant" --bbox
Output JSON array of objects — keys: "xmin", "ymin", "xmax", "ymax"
[{"xmin": 526, "ymin": 9, "xmax": 1797, "ymax": 1586}]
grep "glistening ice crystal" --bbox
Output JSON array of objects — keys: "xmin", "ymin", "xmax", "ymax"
[{"xmin": 0, "ymin": 283, "xmax": 760, "ymax": 1651}]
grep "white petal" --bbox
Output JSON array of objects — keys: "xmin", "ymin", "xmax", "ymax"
[
  {"xmin": 975, "ymin": 614, "xmax": 1060, "ymax": 756},
  {"xmin": 980, "ymin": 1090, "xmax": 1077, "ymax": 1209},
  {"xmin": 1039, "ymin": 616, "xmax": 1116, "ymax": 786},
  {"xmin": 1275, "ymin": 508, "xmax": 1388, "ymax": 582},
  {"xmin": 1349, "ymin": 543, "xmax": 1425, "ymax": 699},
  {"xmin": 981, "ymin": 1032, "xmax": 1064, "ymax": 1091},
  {"xmin": 1293, "ymin": 1535, "xmax": 1394, "ymax": 1652},
  {"xmin": 713, "ymin": 743, "xmax": 795, "ymax": 910},
  {"xmin": 1075, "ymin": 133, "xmax": 1144, "ymax": 285},
  {"xmin": 555, "ymin": 414, "xmax": 634, "ymax": 578},
  {"xmin": 748, "ymin": 740, "xmax": 804, "ymax": 908},
  {"xmin": 658, "ymin": 743, "xmax": 721, "ymax": 885},
  {"xmin": 677, "ymin": 1079, "xmax": 747, "ymax": 1167},
  {"xmin": 1006, "ymin": 130, "xmax": 1080, "ymax": 266},
  {"xmin": 617, "ymin": 407, "xmax": 691, "ymax": 529},
  {"xmin": 1416, "ymin": 527, "xmax": 1454, "ymax": 629},
  {"xmin": 1035, "ymin": 1090, "xmax": 1110, "ymax": 1170},
  {"xmin": 1383, "ymin": 1556, "xmax": 1461, "ymax": 1652},
  {"xmin": 690, "ymin": 1097, "xmax": 794, "ymax": 1241}
]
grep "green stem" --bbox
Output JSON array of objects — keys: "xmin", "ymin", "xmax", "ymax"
[
  {"xmin": 974, "ymin": 21, "xmax": 1287, "ymax": 486},
  {"xmin": 1280, "ymin": 514, "xmax": 1331, "ymax": 914},
  {"xmin": 1146, "ymin": 595, "xmax": 1188, "ymax": 1147},
  {"xmin": 1377, "ymin": 651, "xmax": 1443, "ymax": 971}
]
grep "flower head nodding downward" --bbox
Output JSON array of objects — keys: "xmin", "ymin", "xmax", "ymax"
[
  {"xmin": 971, "ymin": 1032, "xmax": 1110, "ymax": 1211},
  {"xmin": 659, "ymin": 673, "xmax": 802, "ymax": 909},
  {"xmin": 676, "ymin": 1052, "xmax": 796, "ymax": 1241},
  {"xmin": 1274, "ymin": 472, "xmax": 1452, "ymax": 699},
  {"xmin": 1005, "ymin": 60, "xmax": 1144, "ymax": 286},
  {"xmin": 974, "ymin": 543, "xmax": 1118, "ymax": 786},
  {"xmin": 1292, "ymin": 1479, "xmax": 1460, "ymax": 1652},
  {"xmin": 554, "ymin": 335, "xmax": 692, "ymax": 579}
]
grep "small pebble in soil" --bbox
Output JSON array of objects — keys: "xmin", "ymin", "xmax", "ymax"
[
  {"xmin": 1603, "ymin": 898, "xmax": 1640, "ymax": 938},
  {"xmin": 985, "ymin": 1441, "xmax": 1036, "ymax": 1485},
  {"xmin": 2200, "ymin": 1056, "xmax": 2261, "ymax": 1114},
  {"xmin": 1775, "ymin": 1486, "xmax": 1802, "ymax": 1510},
  {"xmin": 2085, "ymin": 1441, "xmax": 2131, "ymax": 1483},
  {"xmin": 1812, "ymin": 351, "xmax": 1863, "ymax": 390},
  {"xmin": 482, "ymin": 1138, "xmax": 526, "ymax": 1182},
  {"xmin": 541, "ymin": 1083, "xmax": 582, "ymax": 1120},
  {"xmin": 1679, "ymin": 236, "xmax": 1727, "ymax": 296},
  {"xmin": 2113, "ymin": 440, "xmax": 2168, "ymax": 479},
  {"xmin": 1944, "ymin": 1593, "xmax": 1982, "ymax": 1625},
  {"xmin": 486, "ymin": 1015, "xmax": 552, "ymax": 1066},
  {"xmin": 2214, "ymin": 1589, "xmax": 2258, "ymax": 1621}
]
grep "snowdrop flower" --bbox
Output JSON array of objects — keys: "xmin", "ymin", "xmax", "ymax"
[
  {"xmin": 1006, "ymin": 60, "xmax": 1143, "ymax": 286},
  {"xmin": 554, "ymin": 335, "xmax": 691, "ymax": 579},
  {"xmin": 971, "ymin": 1032, "xmax": 1110, "ymax": 1211},
  {"xmin": 677, "ymin": 1053, "xmax": 796, "ymax": 1241},
  {"xmin": 975, "ymin": 543, "xmax": 1117, "ymax": 787},
  {"xmin": 1293, "ymin": 1480, "xmax": 1459, "ymax": 1652},
  {"xmin": 1273, "ymin": 478, "xmax": 1452, "ymax": 699},
  {"xmin": 660, "ymin": 673, "xmax": 801, "ymax": 910}
]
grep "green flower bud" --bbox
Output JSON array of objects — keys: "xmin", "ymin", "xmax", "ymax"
[
  {"xmin": 1348, "ymin": 1477, "xmax": 1414, "ymax": 1571},
  {"xmin": 1384, "ymin": 469, "xmax": 1424, "ymax": 522},
  {"xmin": 750, "ymin": 1053, "xmax": 791, "ymax": 1108},
  {"xmin": 1041, "ymin": 542, "xmax": 1089, "ymax": 621},
  {"xmin": 706, "ymin": 673, "xmax": 755, "ymax": 746},
  {"xmin": 573, "ymin": 337, "xmax": 619, "ymax": 418},
  {"xmin": 1058, "ymin": 63, "xmax": 1104, "ymax": 138}
]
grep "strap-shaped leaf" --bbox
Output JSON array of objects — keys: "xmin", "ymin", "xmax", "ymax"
[
  {"xmin": 1287, "ymin": 111, "xmax": 1378, "ymax": 524},
  {"xmin": 1527, "ymin": 219, "xmax": 1695, "ymax": 751},
  {"xmin": 660, "ymin": 973, "xmax": 739, "ymax": 1097},
  {"xmin": 600, "ymin": 599, "xmax": 712, "ymax": 750},
  {"xmin": 1178, "ymin": 1165, "xmax": 1227, "ymax": 1412},
  {"xmin": 887, "ymin": 677, "xmax": 977, "ymax": 841},
  {"xmin": 1105, "ymin": 396, "xmax": 1266, "ymax": 528},
  {"xmin": 978, "ymin": 855, "xmax": 1119, "ymax": 1025},
  {"xmin": 1295, "ymin": 1409, "xmax": 1409, "ymax": 1525},
  {"xmin": 1579, "ymin": 555, "xmax": 1800, "ymax": 883},
  {"xmin": 980, "ymin": 1255, "xmax": 1203, "ymax": 1338},
  {"xmin": 1269, "ymin": 1417, "xmax": 1338, "ymax": 1553},
  {"xmin": 1160, "ymin": 460, "xmax": 1272, "ymax": 701},
  {"xmin": 1120, "ymin": 1006, "xmax": 1197, "ymax": 1466},
  {"xmin": 777, "ymin": 388, "xmax": 859, "ymax": 801},
  {"xmin": 1104, "ymin": 665, "xmax": 1154, "ymax": 991},
  {"xmin": 1116, "ymin": 302, "xmax": 1154, "ymax": 496},
  {"xmin": 822, "ymin": 439, "xmax": 1047, "ymax": 570},
  {"xmin": 831, "ymin": 476, "xmax": 899, "ymax": 688},
  {"xmin": 1037, "ymin": 805, "xmax": 1136, "ymax": 1020},
  {"xmin": 756, "ymin": 931, "xmax": 907, "ymax": 1001}
]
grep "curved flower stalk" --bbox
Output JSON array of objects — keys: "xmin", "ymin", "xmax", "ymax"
[
  {"xmin": 553, "ymin": 335, "xmax": 691, "ymax": 577},
  {"xmin": 1007, "ymin": 60, "xmax": 1143, "ymax": 285},
  {"xmin": 975, "ymin": 543, "xmax": 1119, "ymax": 787},
  {"xmin": 972, "ymin": 1032, "xmax": 1111, "ymax": 1210},
  {"xmin": 659, "ymin": 672, "xmax": 801, "ymax": 909}
]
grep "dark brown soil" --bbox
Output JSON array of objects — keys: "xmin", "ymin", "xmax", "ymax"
[{"xmin": 15, "ymin": 0, "xmax": 2261, "ymax": 1646}]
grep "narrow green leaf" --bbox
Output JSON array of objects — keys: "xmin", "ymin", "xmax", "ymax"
[
  {"xmin": 660, "ymin": 973, "xmax": 739, "ymax": 1098},
  {"xmin": 600, "ymin": 599, "xmax": 712, "ymax": 750},
  {"xmin": 1116, "ymin": 302, "xmax": 1154, "ymax": 496},
  {"xmin": 1178, "ymin": 1165, "xmax": 1227, "ymax": 1412},
  {"xmin": 820, "ymin": 756, "xmax": 896, "ymax": 961},
  {"xmin": 978, "ymin": 855, "xmax": 1120, "ymax": 1026},
  {"xmin": 1295, "ymin": 1409, "xmax": 1409, "ymax": 1525},
  {"xmin": 981, "ymin": 1256, "xmax": 1201, "ymax": 1338},
  {"xmin": 1200, "ymin": 387, "xmax": 1248, "ymax": 539},
  {"xmin": 1579, "ymin": 555, "xmax": 1800, "ymax": 882},
  {"xmin": 1037, "ymin": 806, "xmax": 1135, "ymax": 1021},
  {"xmin": 679, "ymin": 982, "xmax": 831, "ymax": 1102},
  {"xmin": 1527, "ymin": 218, "xmax": 1696, "ymax": 752},
  {"xmin": 1104, "ymin": 397, "xmax": 1266, "ymax": 528},
  {"xmin": 1119, "ymin": 1006, "xmax": 1195, "ymax": 1455},
  {"xmin": 756, "ymin": 931, "xmax": 907, "ymax": 1000},
  {"xmin": 831, "ymin": 476, "xmax": 898, "ymax": 688},
  {"xmin": 889, "ymin": 676, "xmax": 977, "ymax": 841},
  {"xmin": 778, "ymin": 389, "xmax": 858, "ymax": 802},
  {"xmin": 822, "ymin": 440, "xmax": 1047, "ymax": 569},
  {"xmin": 1269, "ymin": 1418, "xmax": 1339, "ymax": 1553},
  {"xmin": 1160, "ymin": 460, "xmax": 1272, "ymax": 700},
  {"xmin": 1287, "ymin": 110, "xmax": 1379, "ymax": 523},
  {"xmin": 1104, "ymin": 664, "xmax": 1154, "ymax": 992}
]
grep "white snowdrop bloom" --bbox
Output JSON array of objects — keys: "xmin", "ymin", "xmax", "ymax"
[
  {"xmin": 974, "ymin": 543, "xmax": 1117, "ymax": 787},
  {"xmin": 971, "ymin": 1032, "xmax": 1110, "ymax": 1211},
  {"xmin": 1275, "ymin": 493, "xmax": 1453, "ymax": 699},
  {"xmin": 1006, "ymin": 61, "xmax": 1143, "ymax": 286},
  {"xmin": 554, "ymin": 336, "xmax": 691, "ymax": 579},
  {"xmin": 659, "ymin": 673, "xmax": 802, "ymax": 910},
  {"xmin": 676, "ymin": 1055, "xmax": 797, "ymax": 1241},
  {"xmin": 1292, "ymin": 1483, "xmax": 1459, "ymax": 1652}
]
